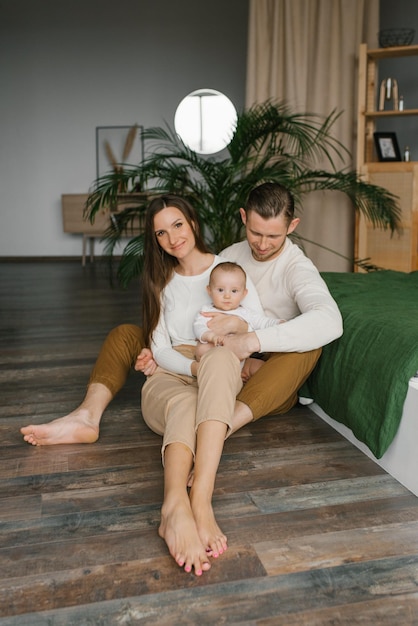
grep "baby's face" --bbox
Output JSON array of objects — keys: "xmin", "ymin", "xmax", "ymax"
[{"xmin": 208, "ymin": 271, "xmax": 247, "ymax": 311}]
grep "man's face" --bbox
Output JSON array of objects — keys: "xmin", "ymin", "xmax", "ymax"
[{"xmin": 240, "ymin": 208, "xmax": 299, "ymax": 262}]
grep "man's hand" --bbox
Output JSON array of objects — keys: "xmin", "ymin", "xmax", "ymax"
[
  {"xmin": 221, "ymin": 332, "xmax": 261, "ymax": 361},
  {"xmin": 135, "ymin": 348, "xmax": 157, "ymax": 376},
  {"xmin": 202, "ymin": 311, "xmax": 248, "ymax": 336}
]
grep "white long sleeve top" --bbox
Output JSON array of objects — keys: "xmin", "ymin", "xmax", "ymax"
[
  {"xmin": 151, "ymin": 255, "xmax": 265, "ymax": 376},
  {"xmin": 220, "ymin": 238, "xmax": 343, "ymax": 353}
]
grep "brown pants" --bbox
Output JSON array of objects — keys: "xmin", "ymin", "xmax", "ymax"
[
  {"xmin": 88, "ymin": 323, "xmax": 321, "ymax": 420},
  {"xmin": 238, "ymin": 349, "xmax": 321, "ymax": 419}
]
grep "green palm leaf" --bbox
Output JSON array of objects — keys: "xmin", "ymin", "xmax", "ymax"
[{"xmin": 85, "ymin": 100, "xmax": 401, "ymax": 287}]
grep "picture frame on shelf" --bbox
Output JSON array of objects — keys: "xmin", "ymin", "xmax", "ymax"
[
  {"xmin": 373, "ymin": 132, "xmax": 401, "ymax": 162},
  {"xmin": 95, "ymin": 125, "xmax": 144, "ymax": 179}
]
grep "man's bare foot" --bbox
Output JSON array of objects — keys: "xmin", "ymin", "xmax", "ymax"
[
  {"xmin": 159, "ymin": 495, "xmax": 211, "ymax": 576},
  {"xmin": 190, "ymin": 491, "xmax": 227, "ymax": 559},
  {"xmin": 20, "ymin": 410, "xmax": 99, "ymax": 446}
]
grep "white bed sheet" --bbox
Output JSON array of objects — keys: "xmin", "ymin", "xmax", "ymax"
[{"xmin": 308, "ymin": 377, "xmax": 418, "ymax": 498}]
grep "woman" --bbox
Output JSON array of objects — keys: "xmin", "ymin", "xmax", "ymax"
[
  {"xmin": 138, "ymin": 195, "xmax": 263, "ymax": 576},
  {"xmin": 22, "ymin": 194, "xmax": 264, "ymax": 576}
]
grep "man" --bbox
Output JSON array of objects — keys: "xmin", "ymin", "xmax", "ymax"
[
  {"xmin": 20, "ymin": 182, "xmax": 342, "ymax": 445},
  {"xmin": 208, "ymin": 182, "xmax": 342, "ymax": 432}
]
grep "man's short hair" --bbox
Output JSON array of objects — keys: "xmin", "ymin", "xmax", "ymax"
[{"xmin": 245, "ymin": 182, "xmax": 295, "ymax": 224}]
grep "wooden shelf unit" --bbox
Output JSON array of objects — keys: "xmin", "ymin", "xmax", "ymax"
[{"xmin": 355, "ymin": 43, "xmax": 418, "ymax": 272}]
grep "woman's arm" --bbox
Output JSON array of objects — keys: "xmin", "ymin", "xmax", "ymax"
[{"xmin": 151, "ymin": 308, "xmax": 197, "ymax": 377}]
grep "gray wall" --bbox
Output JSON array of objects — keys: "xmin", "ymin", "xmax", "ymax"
[
  {"xmin": 0, "ymin": 0, "xmax": 249, "ymax": 257},
  {"xmin": 2, "ymin": 0, "xmax": 417, "ymax": 258},
  {"xmin": 377, "ymin": 0, "xmax": 418, "ymax": 159}
]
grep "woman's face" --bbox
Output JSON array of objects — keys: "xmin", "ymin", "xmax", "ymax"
[{"xmin": 153, "ymin": 206, "xmax": 196, "ymax": 260}]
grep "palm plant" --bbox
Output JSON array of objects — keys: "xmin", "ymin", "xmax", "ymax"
[{"xmin": 85, "ymin": 100, "xmax": 401, "ymax": 286}]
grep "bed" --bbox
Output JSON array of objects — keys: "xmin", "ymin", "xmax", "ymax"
[{"xmin": 300, "ymin": 270, "xmax": 418, "ymax": 497}]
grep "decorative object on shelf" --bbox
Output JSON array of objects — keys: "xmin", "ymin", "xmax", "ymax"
[
  {"xmin": 399, "ymin": 95, "xmax": 404, "ymax": 111},
  {"xmin": 95, "ymin": 125, "xmax": 144, "ymax": 183},
  {"xmin": 378, "ymin": 28, "xmax": 415, "ymax": 48},
  {"xmin": 404, "ymin": 146, "xmax": 411, "ymax": 162},
  {"xmin": 378, "ymin": 77, "xmax": 399, "ymax": 110},
  {"xmin": 374, "ymin": 132, "xmax": 401, "ymax": 162}
]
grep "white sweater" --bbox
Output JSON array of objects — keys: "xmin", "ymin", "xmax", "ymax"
[
  {"xmin": 151, "ymin": 255, "xmax": 265, "ymax": 376},
  {"xmin": 221, "ymin": 238, "xmax": 343, "ymax": 353}
]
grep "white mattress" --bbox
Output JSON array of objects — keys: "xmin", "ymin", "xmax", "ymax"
[{"xmin": 308, "ymin": 376, "xmax": 418, "ymax": 498}]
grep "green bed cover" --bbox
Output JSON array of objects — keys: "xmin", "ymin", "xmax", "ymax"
[{"xmin": 301, "ymin": 270, "xmax": 418, "ymax": 458}]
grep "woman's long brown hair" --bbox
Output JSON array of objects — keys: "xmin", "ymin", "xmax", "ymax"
[{"xmin": 142, "ymin": 195, "xmax": 210, "ymax": 346}]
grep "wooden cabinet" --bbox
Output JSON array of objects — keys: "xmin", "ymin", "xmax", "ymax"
[
  {"xmin": 355, "ymin": 43, "xmax": 418, "ymax": 272},
  {"xmin": 62, "ymin": 193, "xmax": 147, "ymax": 266},
  {"xmin": 62, "ymin": 194, "xmax": 109, "ymax": 233}
]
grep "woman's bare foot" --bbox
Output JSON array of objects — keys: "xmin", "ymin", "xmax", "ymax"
[
  {"xmin": 158, "ymin": 495, "xmax": 211, "ymax": 576},
  {"xmin": 190, "ymin": 490, "xmax": 227, "ymax": 559},
  {"xmin": 20, "ymin": 409, "xmax": 99, "ymax": 446}
]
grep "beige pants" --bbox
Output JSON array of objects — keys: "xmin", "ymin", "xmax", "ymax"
[{"xmin": 141, "ymin": 345, "xmax": 243, "ymax": 458}]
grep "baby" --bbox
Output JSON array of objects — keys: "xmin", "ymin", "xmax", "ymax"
[{"xmin": 193, "ymin": 262, "xmax": 282, "ymax": 372}]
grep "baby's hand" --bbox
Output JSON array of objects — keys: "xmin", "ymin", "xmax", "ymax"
[
  {"xmin": 135, "ymin": 348, "xmax": 157, "ymax": 376},
  {"xmin": 201, "ymin": 331, "xmax": 224, "ymax": 346}
]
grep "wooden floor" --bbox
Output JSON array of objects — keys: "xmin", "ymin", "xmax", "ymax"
[{"xmin": 1, "ymin": 261, "xmax": 418, "ymax": 626}]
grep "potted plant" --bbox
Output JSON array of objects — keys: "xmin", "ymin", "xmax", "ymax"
[{"xmin": 85, "ymin": 100, "xmax": 401, "ymax": 286}]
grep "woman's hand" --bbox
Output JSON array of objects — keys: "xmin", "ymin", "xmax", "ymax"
[{"xmin": 135, "ymin": 348, "xmax": 157, "ymax": 376}]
